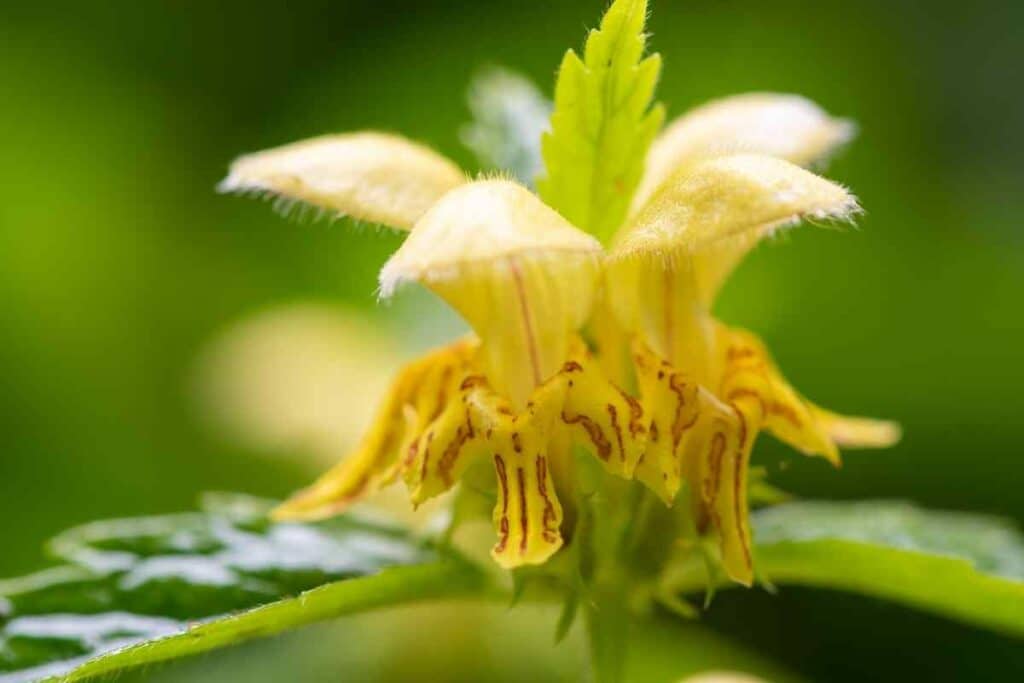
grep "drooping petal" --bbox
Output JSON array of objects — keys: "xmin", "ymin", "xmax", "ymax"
[
  {"xmin": 699, "ymin": 397, "xmax": 758, "ymax": 587},
  {"xmin": 718, "ymin": 325, "xmax": 901, "ymax": 459},
  {"xmin": 272, "ymin": 339, "xmax": 475, "ymax": 521},
  {"xmin": 811, "ymin": 407, "xmax": 903, "ymax": 449},
  {"xmin": 629, "ymin": 336, "xmax": 761, "ymax": 585},
  {"xmin": 703, "ymin": 332, "xmax": 781, "ymax": 586},
  {"xmin": 219, "ymin": 132, "xmax": 466, "ymax": 230},
  {"xmin": 631, "ymin": 339, "xmax": 704, "ymax": 502},
  {"xmin": 717, "ymin": 326, "xmax": 839, "ymax": 464},
  {"xmin": 490, "ymin": 379, "xmax": 567, "ymax": 567},
  {"xmin": 633, "ymin": 92, "xmax": 854, "ymax": 212},
  {"xmin": 403, "ymin": 373, "xmax": 509, "ymax": 505},
  {"xmin": 558, "ymin": 347, "xmax": 646, "ymax": 479},
  {"xmin": 613, "ymin": 154, "xmax": 859, "ymax": 261},
  {"xmin": 609, "ymin": 154, "xmax": 859, "ymax": 308},
  {"xmin": 380, "ymin": 179, "xmax": 603, "ymax": 408}
]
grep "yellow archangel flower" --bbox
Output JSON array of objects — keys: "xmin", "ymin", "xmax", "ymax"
[{"xmin": 221, "ymin": 95, "xmax": 900, "ymax": 586}]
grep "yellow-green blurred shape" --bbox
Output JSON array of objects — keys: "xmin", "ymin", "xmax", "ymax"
[
  {"xmin": 680, "ymin": 673, "xmax": 768, "ymax": 683},
  {"xmin": 194, "ymin": 303, "xmax": 400, "ymax": 465}
]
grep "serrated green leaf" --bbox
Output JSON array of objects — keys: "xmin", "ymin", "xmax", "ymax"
[
  {"xmin": 0, "ymin": 495, "xmax": 487, "ymax": 682},
  {"xmin": 538, "ymin": 0, "xmax": 665, "ymax": 244},
  {"xmin": 460, "ymin": 67, "xmax": 552, "ymax": 185},
  {"xmin": 662, "ymin": 501, "xmax": 1024, "ymax": 637}
]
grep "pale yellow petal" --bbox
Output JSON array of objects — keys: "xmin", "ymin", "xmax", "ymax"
[
  {"xmin": 811, "ymin": 407, "xmax": 902, "ymax": 449},
  {"xmin": 634, "ymin": 92, "xmax": 854, "ymax": 211},
  {"xmin": 380, "ymin": 180, "xmax": 602, "ymax": 291},
  {"xmin": 611, "ymin": 154, "xmax": 859, "ymax": 263},
  {"xmin": 381, "ymin": 180, "xmax": 603, "ymax": 407},
  {"xmin": 219, "ymin": 132, "xmax": 465, "ymax": 230},
  {"xmin": 606, "ymin": 256, "xmax": 720, "ymax": 381}
]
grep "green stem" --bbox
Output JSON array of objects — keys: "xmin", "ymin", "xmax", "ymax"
[
  {"xmin": 584, "ymin": 584, "xmax": 631, "ymax": 683},
  {"xmin": 60, "ymin": 561, "xmax": 492, "ymax": 682}
]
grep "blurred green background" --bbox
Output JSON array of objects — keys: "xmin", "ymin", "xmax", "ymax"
[{"xmin": 1, "ymin": 0, "xmax": 1022, "ymax": 680}]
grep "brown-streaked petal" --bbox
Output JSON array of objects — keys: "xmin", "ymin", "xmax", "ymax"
[{"xmin": 380, "ymin": 179, "xmax": 602, "ymax": 407}]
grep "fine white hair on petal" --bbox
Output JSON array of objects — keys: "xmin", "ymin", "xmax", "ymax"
[
  {"xmin": 379, "ymin": 249, "xmax": 602, "ymax": 300},
  {"xmin": 219, "ymin": 132, "xmax": 467, "ymax": 231},
  {"xmin": 633, "ymin": 92, "xmax": 855, "ymax": 213},
  {"xmin": 610, "ymin": 154, "xmax": 861, "ymax": 263},
  {"xmin": 376, "ymin": 178, "xmax": 604, "ymax": 407},
  {"xmin": 378, "ymin": 179, "xmax": 603, "ymax": 297}
]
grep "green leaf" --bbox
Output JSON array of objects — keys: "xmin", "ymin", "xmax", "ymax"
[
  {"xmin": 554, "ymin": 591, "xmax": 578, "ymax": 644},
  {"xmin": 584, "ymin": 585, "xmax": 630, "ymax": 683},
  {"xmin": 461, "ymin": 67, "xmax": 552, "ymax": 185},
  {"xmin": 747, "ymin": 466, "xmax": 793, "ymax": 507},
  {"xmin": 538, "ymin": 0, "xmax": 665, "ymax": 244},
  {"xmin": 0, "ymin": 494, "xmax": 487, "ymax": 682},
  {"xmin": 663, "ymin": 501, "xmax": 1024, "ymax": 637}
]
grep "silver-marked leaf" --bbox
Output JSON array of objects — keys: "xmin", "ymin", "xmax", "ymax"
[
  {"xmin": 0, "ymin": 494, "xmax": 483, "ymax": 682},
  {"xmin": 662, "ymin": 501, "xmax": 1024, "ymax": 637}
]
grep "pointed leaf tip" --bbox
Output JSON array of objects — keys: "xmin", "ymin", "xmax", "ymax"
[{"xmin": 538, "ymin": 0, "xmax": 663, "ymax": 244}]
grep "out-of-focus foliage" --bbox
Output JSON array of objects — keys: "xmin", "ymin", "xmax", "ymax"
[
  {"xmin": 1, "ymin": 0, "xmax": 1022, "ymax": 681},
  {"xmin": 193, "ymin": 303, "xmax": 402, "ymax": 466},
  {"xmin": 461, "ymin": 68, "xmax": 551, "ymax": 185}
]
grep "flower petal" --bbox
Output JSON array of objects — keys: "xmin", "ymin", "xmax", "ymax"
[
  {"xmin": 633, "ymin": 92, "xmax": 854, "ymax": 211},
  {"xmin": 718, "ymin": 326, "xmax": 839, "ymax": 465},
  {"xmin": 631, "ymin": 339, "xmax": 704, "ymax": 502},
  {"xmin": 718, "ymin": 325, "xmax": 901, "ymax": 458},
  {"xmin": 381, "ymin": 180, "xmax": 603, "ymax": 407},
  {"xmin": 612, "ymin": 154, "xmax": 859, "ymax": 261},
  {"xmin": 610, "ymin": 154, "xmax": 858, "ymax": 308},
  {"xmin": 490, "ymin": 380, "xmax": 567, "ymax": 568},
  {"xmin": 380, "ymin": 180, "xmax": 602, "ymax": 291},
  {"xmin": 403, "ymin": 373, "xmax": 509, "ymax": 506},
  {"xmin": 219, "ymin": 132, "xmax": 465, "ymax": 230},
  {"xmin": 272, "ymin": 339, "xmax": 475, "ymax": 521},
  {"xmin": 557, "ymin": 347, "xmax": 646, "ymax": 479},
  {"xmin": 811, "ymin": 407, "xmax": 902, "ymax": 449}
]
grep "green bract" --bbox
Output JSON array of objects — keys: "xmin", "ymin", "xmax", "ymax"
[{"xmin": 538, "ymin": 0, "xmax": 665, "ymax": 244}]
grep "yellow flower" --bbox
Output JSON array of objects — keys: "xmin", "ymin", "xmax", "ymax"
[{"xmin": 221, "ymin": 94, "xmax": 899, "ymax": 585}]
